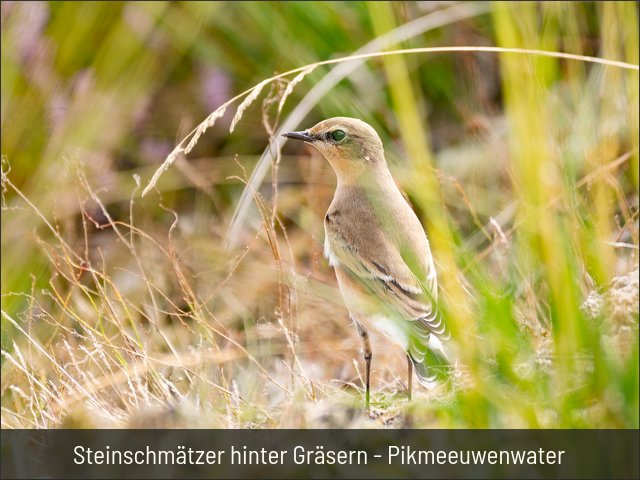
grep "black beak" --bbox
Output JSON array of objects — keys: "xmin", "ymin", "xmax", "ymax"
[{"xmin": 282, "ymin": 130, "xmax": 316, "ymax": 142}]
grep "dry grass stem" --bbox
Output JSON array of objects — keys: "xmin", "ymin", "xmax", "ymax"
[
  {"xmin": 277, "ymin": 65, "xmax": 317, "ymax": 114},
  {"xmin": 142, "ymin": 45, "xmax": 637, "ymax": 199}
]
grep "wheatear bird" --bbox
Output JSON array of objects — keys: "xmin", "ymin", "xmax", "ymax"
[{"xmin": 284, "ymin": 117, "xmax": 449, "ymax": 408}]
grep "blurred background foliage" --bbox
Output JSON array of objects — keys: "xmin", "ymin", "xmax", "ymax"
[{"xmin": 1, "ymin": 1, "xmax": 638, "ymax": 428}]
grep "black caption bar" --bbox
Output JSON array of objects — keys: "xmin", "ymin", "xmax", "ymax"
[{"xmin": 1, "ymin": 429, "xmax": 638, "ymax": 479}]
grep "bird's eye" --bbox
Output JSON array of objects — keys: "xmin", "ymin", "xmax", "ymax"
[{"xmin": 329, "ymin": 129, "xmax": 346, "ymax": 142}]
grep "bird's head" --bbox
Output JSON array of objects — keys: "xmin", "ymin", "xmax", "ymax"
[{"xmin": 283, "ymin": 117, "xmax": 386, "ymax": 182}]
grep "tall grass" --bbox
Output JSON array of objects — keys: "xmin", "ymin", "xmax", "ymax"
[{"xmin": 1, "ymin": 1, "xmax": 638, "ymax": 429}]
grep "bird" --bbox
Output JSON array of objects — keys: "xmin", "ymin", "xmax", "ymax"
[{"xmin": 283, "ymin": 117, "xmax": 449, "ymax": 409}]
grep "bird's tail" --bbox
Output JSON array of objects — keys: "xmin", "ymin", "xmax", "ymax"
[{"xmin": 408, "ymin": 320, "xmax": 452, "ymax": 389}]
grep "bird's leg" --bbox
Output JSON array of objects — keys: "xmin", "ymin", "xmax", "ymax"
[
  {"xmin": 406, "ymin": 355, "xmax": 413, "ymax": 402},
  {"xmin": 355, "ymin": 322, "xmax": 372, "ymax": 410}
]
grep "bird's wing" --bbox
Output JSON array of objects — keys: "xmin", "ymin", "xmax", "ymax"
[
  {"xmin": 327, "ymin": 223, "xmax": 449, "ymax": 384},
  {"xmin": 325, "ymin": 215, "xmax": 444, "ymax": 335}
]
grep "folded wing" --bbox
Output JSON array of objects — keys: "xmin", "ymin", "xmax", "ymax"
[{"xmin": 325, "ymin": 207, "xmax": 450, "ymax": 384}]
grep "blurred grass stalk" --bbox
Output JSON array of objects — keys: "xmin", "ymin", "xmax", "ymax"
[
  {"xmin": 493, "ymin": 1, "xmax": 584, "ymax": 416},
  {"xmin": 367, "ymin": 0, "xmax": 481, "ymax": 403},
  {"xmin": 492, "ymin": 1, "xmax": 637, "ymax": 424}
]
